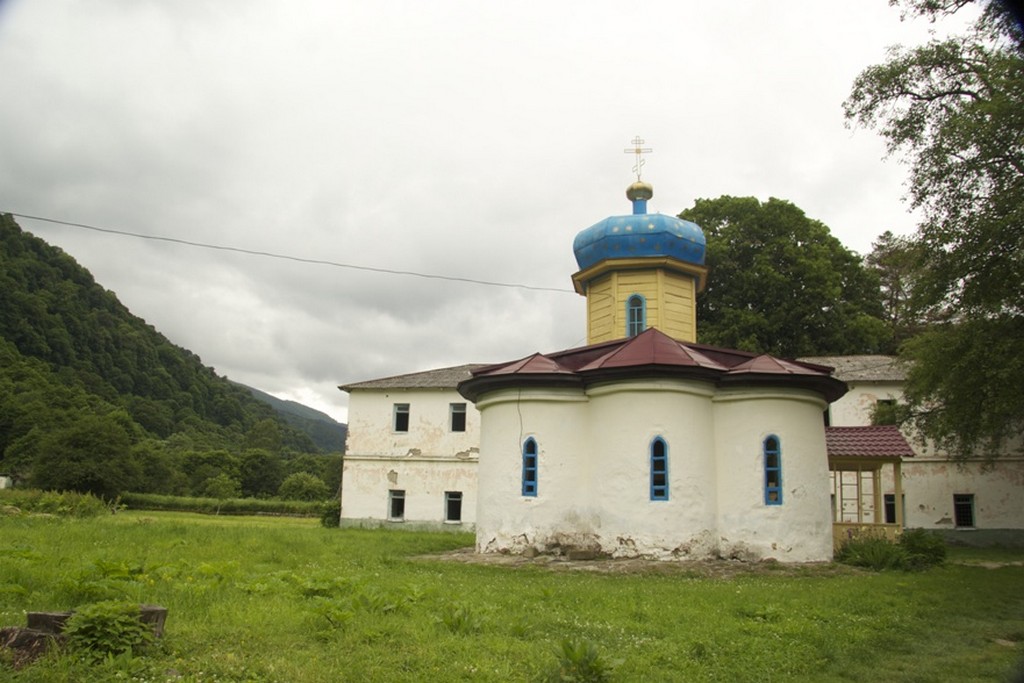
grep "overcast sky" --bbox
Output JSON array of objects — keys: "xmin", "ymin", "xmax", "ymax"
[{"xmin": 0, "ymin": 1, "xmax": 973, "ymax": 423}]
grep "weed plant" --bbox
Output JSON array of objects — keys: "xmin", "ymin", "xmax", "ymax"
[
  {"xmin": 63, "ymin": 601, "xmax": 154, "ymax": 661},
  {"xmin": 0, "ymin": 511, "xmax": 1021, "ymax": 682},
  {"xmin": 0, "ymin": 489, "xmax": 111, "ymax": 517},
  {"xmin": 837, "ymin": 529, "xmax": 947, "ymax": 571}
]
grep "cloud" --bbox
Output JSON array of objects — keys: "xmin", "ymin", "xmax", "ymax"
[{"xmin": 0, "ymin": 1, "xmax": 955, "ymax": 422}]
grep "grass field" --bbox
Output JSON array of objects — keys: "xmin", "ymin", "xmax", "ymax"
[{"xmin": 1, "ymin": 511, "xmax": 1022, "ymax": 682}]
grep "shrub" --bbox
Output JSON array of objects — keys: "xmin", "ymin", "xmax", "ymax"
[
  {"xmin": 836, "ymin": 536, "xmax": 909, "ymax": 571},
  {"xmin": 118, "ymin": 492, "xmax": 324, "ymax": 516},
  {"xmin": 320, "ymin": 502, "xmax": 341, "ymax": 528},
  {"xmin": 0, "ymin": 489, "xmax": 111, "ymax": 517},
  {"xmin": 898, "ymin": 528, "xmax": 947, "ymax": 569},
  {"xmin": 64, "ymin": 601, "xmax": 154, "ymax": 661},
  {"xmin": 837, "ymin": 530, "xmax": 947, "ymax": 571}
]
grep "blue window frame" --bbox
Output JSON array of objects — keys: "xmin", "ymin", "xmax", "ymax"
[
  {"xmin": 522, "ymin": 438, "xmax": 538, "ymax": 497},
  {"xmin": 764, "ymin": 435, "xmax": 782, "ymax": 505},
  {"xmin": 627, "ymin": 295, "xmax": 646, "ymax": 337},
  {"xmin": 650, "ymin": 437, "xmax": 668, "ymax": 500}
]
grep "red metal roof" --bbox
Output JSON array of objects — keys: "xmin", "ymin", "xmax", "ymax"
[
  {"xmin": 826, "ymin": 426, "xmax": 916, "ymax": 458},
  {"xmin": 460, "ymin": 328, "xmax": 847, "ymax": 403},
  {"xmin": 577, "ymin": 328, "xmax": 727, "ymax": 371},
  {"xmin": 727, "ymin": 354, "xmax": 827, "ymax": 377},
  {"xmin": 476, "ymin": 352, "xmax": 575, "ymax": 376}
]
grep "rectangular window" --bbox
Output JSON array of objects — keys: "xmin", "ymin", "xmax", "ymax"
[
  {"xmin": 445, "ymin": 491, "xmax": 463, "ymax": 523},
  {"xmin": 884, "ymin": 494, "xmax": 896, "ymax": 524},
  {"xmin": 872, "ymin": 399, "xmax": 898, "ymax": 426},
  {"xmin": 450, "ymin": 403, "xmax": 467, "ymax": 432},
  {"xmin": 953, "ymin": 493, "xmax": 975, "ymax": 528},
  {"xmin": 393, "ymin": 403, "xmax": 410, "ymax": 433},
  {"xmin": 388, "ymin": 489, "xmax": 405, "ymax": 520}
]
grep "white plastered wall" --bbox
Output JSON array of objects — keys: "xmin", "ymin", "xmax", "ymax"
[
  {"xmin": 882, "ymin": 457, "xmax": 1024, "ymax": 531},
  {"xmin": 473, "ymin": 387, "xmax": 590, "ymax": 553},
  {"xmin": 341, "ymin": 387, "xmax": 480, "ymax": 527},
  {"xmin": 341, "ymin": 457, "xmax": 478, "ymax": 527},
  {"xmin": 713, "ymin": 389, "xmax": 833, "ymax": 562},
  {"xmin": 474, "ymin": 381, "xmax": 835, "ymax": 562},
  {"xmin": 586, "ymin": 380, "xmax": 719, "ymax": 559},
  {"xmin": 828, "ymin": 381, "xmax": 903, "ymax": 427}
]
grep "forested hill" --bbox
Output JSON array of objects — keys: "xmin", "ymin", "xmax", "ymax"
[
  {"xmin": 234, "ymin": 382, "xmax": 347, "ymax": 453},
  {"xmin": 0, "ymin": 214, "xmax": 341, "ymax": 499}
]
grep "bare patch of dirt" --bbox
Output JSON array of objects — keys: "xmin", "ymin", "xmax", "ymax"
[
  {"xmin": 952, "ymin": 560, "xmax": 1024, "ymax": 569},
  {"xmin": 415, "ymin": 547, "xmax": 862, "ymax": 579}
]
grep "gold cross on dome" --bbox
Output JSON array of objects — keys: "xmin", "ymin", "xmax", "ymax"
[{"xmin": 624, "ymin": 136, "xmax": 652, "ymax": 180}]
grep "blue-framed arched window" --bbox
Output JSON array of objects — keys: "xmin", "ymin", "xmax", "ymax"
[
  {"xmin": 764, "ymin": 435, "xmax": 782, "ymax": 505},
  {"xmin": 627, "ymin": 295, "xmax": 646, "ymax": 337},
  {"xmin": 522, "ymin": 437, "xmax": 538, "ymax": 497},
  {"xmin": 650, "ymin": 437, "xmax": 668, "ymax": 501}
]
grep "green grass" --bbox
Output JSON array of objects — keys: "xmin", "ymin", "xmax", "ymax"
[{"xmin": 1, "ymin": 512, "xmax": 1022, "ymax": 682}]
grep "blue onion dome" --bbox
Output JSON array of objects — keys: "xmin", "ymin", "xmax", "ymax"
[{"xmin": 572, "ymin": 181, "xmax": 706, "ymax": 272}]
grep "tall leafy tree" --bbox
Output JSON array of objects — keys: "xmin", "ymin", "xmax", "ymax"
[
  {"xmin": 865, "ymin": 230, "xmax": 934, "ymax": 347},
  {"xmin": 679, "ymin": 196, "xmax": 889, "ymax": 357},
  {"xmin": 30, "ymin": 412, "xmax": 141, "ymax": 498},
  {"xmin": 845, "ymin": 0, "xmax": 1024, "ymax": 458}
]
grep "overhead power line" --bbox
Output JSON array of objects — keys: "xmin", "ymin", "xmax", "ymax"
[{"xmin": 4, "ymin": 211, "xmax": 575, "ymax": 294}]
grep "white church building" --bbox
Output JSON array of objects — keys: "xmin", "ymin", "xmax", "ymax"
[{"xmin": 338, "ymin": 177, "xmax": 1024, "ymax": 560}]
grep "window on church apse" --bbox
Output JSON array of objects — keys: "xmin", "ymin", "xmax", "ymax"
[
  {"xmin": 522, "ymin": 438, "xmax": 538, "ymax": 497},
  {"xmin": 764, "ymin": 435, "xmax": 782, "ymax": 505},
  {"xmin": 650, "ymin": 437, "xmax": 668, "ymax": 501}
]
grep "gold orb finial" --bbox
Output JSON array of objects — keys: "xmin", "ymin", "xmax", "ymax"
[{"xmin": 626, "ymin": 181, "xmax": 654, "ymax": 201}]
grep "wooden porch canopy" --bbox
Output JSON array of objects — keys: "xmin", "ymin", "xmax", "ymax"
[{"xmin": 827, "ymin": 426, "xmax": 916, "ymax": 547}]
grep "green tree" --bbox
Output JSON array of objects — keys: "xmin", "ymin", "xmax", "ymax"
[
  {"xmin": 845, "ymin": 1, "xmax": 1024, "ymax": 458},
  {"xmin": 238, "ymin": 449, "xmax": 285, "ymax": 498},
  {"xmin": 277, "ymin": 472, "xmax": 330, "ymax": 501},
  {"xmin": 30, "ymin": 413, "xmax": 140, "ymax": 498},
  {"xmin": 865, "ymin": 231, "xmax": 933, "ymax": 348},
  {"xmin": 244, "ymin": 418, "xmax": 283, "ymax": 453},
  {"xmin": 679, "ymin": 196, "xmax": 889, "ymax": 357},
  {"xmin": 182, "ymin": 450, "xmax": 240, "ymax": 495},
  {"xmin": 201, "ymin": 473, "xmax": 242, "ymax": 500}
]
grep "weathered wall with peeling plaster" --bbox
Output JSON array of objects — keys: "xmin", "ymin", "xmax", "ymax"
[
  {"xmin": 881, "ymin": 458, "xmax": 1024, "ymax": 537},
  {"xmin": 473, "ymin": 380, "xmax": 834, "ymax": 562},
  {"xmin": 828, "ymin": 381, "xmax": 904, "ymax": 426},
  {"xmin": 341, "ymin": 388, "xmax": 479, "ymax": 528},
  {"xmin": 338, "ymin": 366, "xmax": 1024, "ymax": 547},
  {"xmin": 833, "ymin": 378, "xmax": 1024, "ymax": 539}
]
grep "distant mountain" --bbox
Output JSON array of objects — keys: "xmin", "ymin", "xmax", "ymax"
[
  {"xmin": 0, "ymin": 214, "xmax": 331, "ymax": 497},
  {"xmin": 234, "ymin": 382, "xmax": 347, "ymax": 453}
]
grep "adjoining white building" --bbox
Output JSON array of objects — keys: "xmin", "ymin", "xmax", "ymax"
[
  {"xmin": 805, "ymin": 355, "xmax": 1024, "ymax": 547},
  {"xmin": 339, "ymin": 365, "xmax": 483, "ymax": 530},
  {"xmin": 338, "ymin": 176, "xmax": 1024, "ymax": 557}
]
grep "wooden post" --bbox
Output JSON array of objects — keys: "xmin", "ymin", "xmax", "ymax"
[
  {"xmin": 893, "ymin": 459, "xmax": 905, "ymax": 529},
  {"xmin": 872, "ymin": 467, "xmax": 883, "ymax": 524}
]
